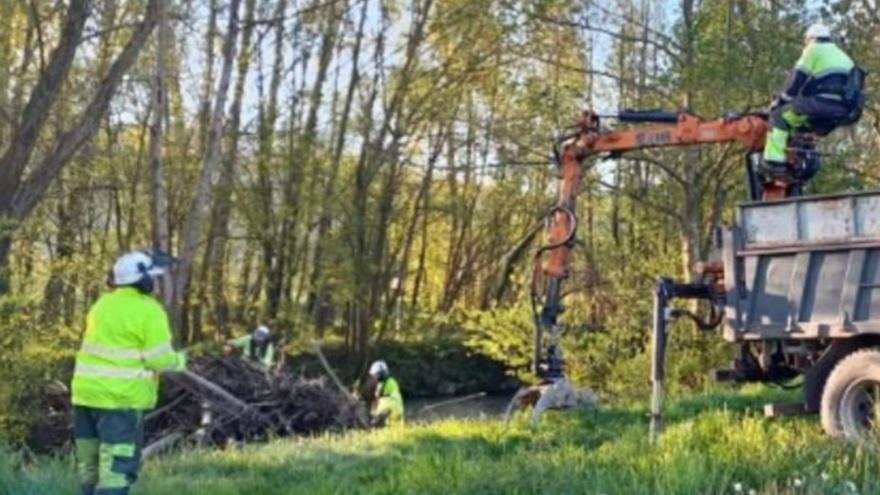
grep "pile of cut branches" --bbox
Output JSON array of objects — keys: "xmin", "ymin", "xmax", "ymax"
[{"xmin": 144, "ymin": 355, "xmax": 366, "ymax": 454}]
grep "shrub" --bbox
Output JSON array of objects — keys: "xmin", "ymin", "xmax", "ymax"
[{"xmin": 0, "ymin": 295, "xmax": 77, "ymax": 446}]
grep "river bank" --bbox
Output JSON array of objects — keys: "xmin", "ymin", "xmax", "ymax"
[
  {"xmin": 406, "ymin": 393, "xmax": 514, "ymax": 422},
  {"xmin": 4, "ymin": 385, "xmax": 878, "ymax": 495}
]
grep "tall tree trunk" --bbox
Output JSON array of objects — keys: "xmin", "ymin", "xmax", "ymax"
[
  {"xmin": 197, "ymin": 0, "xmax": 218, "ymax": 156},
  {"xmin": 0, "ymin": 0, "xmax": 88, "ymax": 205},
  {"xmin": 43, "ymin": 193, "xmax": 78, "ymax": 322},
  {"xmin": 202, "ymin": 0, "xmax": 256, "ymax": 336},
  {"xmin": 255, "ymin": 0, "xmax": 287, "ymax": 322},
  {"xmin": 0, "ymin": 0, "xmax": 159, "ymax": 294},
  {"xmin": 409, "ymin": 186, "xmax": 431, "ymax": 312},
  {"xmin": 440, "ymin": 109, "xmax": 480, "ymax": 312},
  {"xmin": 378, "ymin": 130, "xmax": 444, "ymax": 335},
  {"xmin": 10, "ymin": 4, "xmax": 36, "ymax": 122},
  {"xmin": 349, "ymin": 73, "xmax": 382, "ymax": 360},
  {"xmin": 235, "ymin": 241, "xmax": 255, "ymax": 324},
  {"xmin": 267, "ymin": 1, "xmax": 340, "ymax": 319},
  {"xmin": 0, "ymin": 0, "xmax": 90, "ymax": 292},
  {"xmin": 0, "ymin": 1, "xmax": 15, "ymax": 143},
  {"xmin": 679, "ymin": 0, "xmax": 701, "ymax": 280},
  {"xmin": 150, "ymin": 0, "xmax": 173, "ymax": 310},
  {"xmin": 296, "ymin": 0, "xmax": 345, "ymax": 298},
  {"xmin": 367, "ymin": 135, "xmax": 405, "ymax": 343},
  {"xmin": 308, "ymin": 0, "xmax": 369, "ymax": 327},
  {"xmin": 172, "ymin": 0, "xmax": 241, "ymax": 340},
  {"xmin": 350, "ymin": 0, "xmax": 433, "ymax": 363}
]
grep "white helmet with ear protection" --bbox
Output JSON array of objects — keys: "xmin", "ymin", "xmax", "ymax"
[
  {"xmin": 369, "ymin": 360, "xmax": 389, "ymax": 378},
  {"xmin": 805, "ymin": 23, "xmax": 831, "ymax": 41},
  {"xmin": 112, "ymin": 251, "xmax": 166, "ymax": 286},
  {"xmin": 253, "ymin": 325, "xmax": 271, "ymax": 341}
]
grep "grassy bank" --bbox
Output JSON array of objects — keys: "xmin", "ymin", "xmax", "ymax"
[{"xmin": 2, "ymin": 385, "xmax": 877, "ymax": 495}]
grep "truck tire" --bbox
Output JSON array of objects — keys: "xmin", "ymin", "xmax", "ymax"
[{"xmin": 821, "ymin": 348, "xmax": 880, "ymax": 440}]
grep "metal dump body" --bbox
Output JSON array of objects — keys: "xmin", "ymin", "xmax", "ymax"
[{"xmin": 722, "ymin": 191, "xmax": 880, "ymax": 341}]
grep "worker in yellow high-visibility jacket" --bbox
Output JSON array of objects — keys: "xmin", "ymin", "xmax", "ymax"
[
  {"xmin": 368, "ymin": 360, "xmax": 404, "ymax": 427},
  {"xmin": 224, "ymin": 325, "xmax": 275, "ymax": 368},
  {"xmin": 71, "ymin": 251, "xmax": 186, "ymax": 495}
]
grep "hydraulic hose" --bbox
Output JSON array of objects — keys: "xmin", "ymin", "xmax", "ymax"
[{"xmin": 530, "ymin": 205, "xmax": 578, "ymax": 374}]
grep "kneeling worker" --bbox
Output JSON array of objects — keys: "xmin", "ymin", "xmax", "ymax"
[
  {"xmin": 224, "ymin": 325, "xmax": 275, "ymax": 368},
  {"xmin": 368, "ymin": 360, "xmax": 405, "ymax": 427},
  {"xmin": 72, "ymin": 251, "xmax": 186, "ymax": 495}
]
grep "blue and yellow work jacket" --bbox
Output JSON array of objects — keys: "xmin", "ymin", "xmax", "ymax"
[{"xmin": 780, "ymin": 41, "xmax": 854, "ymax": 102}]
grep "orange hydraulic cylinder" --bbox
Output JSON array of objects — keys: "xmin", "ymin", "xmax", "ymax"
[{"xmin": 543, "ymin": 141, "xmax": 585, "ymax": 279}]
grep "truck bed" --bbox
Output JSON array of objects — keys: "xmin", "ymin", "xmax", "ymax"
[{"xmin": 722, "ymin": 191, "xmax": 880, "ymax": 341}]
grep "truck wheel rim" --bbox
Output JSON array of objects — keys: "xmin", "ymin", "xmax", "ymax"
[{"xmin": 840, "ymin": 378, "xmax": 880, "ymax": 439}]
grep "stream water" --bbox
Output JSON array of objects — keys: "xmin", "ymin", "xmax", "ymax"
[{"xmin": 405, "ymin": 393, "xmax": 514, "ymax": 423}]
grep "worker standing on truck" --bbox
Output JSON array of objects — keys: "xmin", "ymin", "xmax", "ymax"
[
  {"xmin": 762, "ymin": 23, "xmax": 865, "ymax": 178},
  {"xmin": 72, "ymin": 251, "xmax": 186, "ymax": 495},
  {"xmin": 224, "ymin": 325, "xmax": 275, "ymax": 368},
  {"xmin": 368, "ymin": 360, "xmax": 405, "ymax": 427}
]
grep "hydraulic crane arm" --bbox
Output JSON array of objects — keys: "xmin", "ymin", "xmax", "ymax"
[
  {"xmin": 558, "ymin": 110, "xmax": 769, "ymax": 159},
  {"xmin": 510, "ymin": 109, "xmax": 776, "ymax": 425},
  {"xmin": 532, "ymin": 110, "xmax": 769, "ymax": 381},
  {"xmin": 512, "ymin": 108, "xmax": 823, "ymax": 428},
  {"xmin": 544, "ymin": 110, "xmax": 769, "ymax": 279}
]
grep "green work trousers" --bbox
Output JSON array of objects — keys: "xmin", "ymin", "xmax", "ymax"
[
  {"xmin": 74, "ymin": 406, "xmax": 144, "ymax": 495},
  {"xmin": 763, "ymin": 97, "xmax": 849, "ymax": 163}
]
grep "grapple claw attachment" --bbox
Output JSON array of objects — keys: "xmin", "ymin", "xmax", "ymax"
[{"xmin": 504, "ymin": 377, "xmax": 597, "ymax": 427}]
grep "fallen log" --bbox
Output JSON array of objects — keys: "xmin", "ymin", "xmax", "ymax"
[
  {"xmin": 141, "ymin": 432, "xmax": 184, "ymax": 460},
  {"xmin": 144, "ymin": 392, "xmax": 189, "ymax": 423},
  {"xmin": 175, "ymin": 370, "xmax": 250, "ymax": 412}
]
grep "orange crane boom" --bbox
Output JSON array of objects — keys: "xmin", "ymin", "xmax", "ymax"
[
  {"xmin": 510, "ymin": 109, "xmax": 784, "ymax": 423},
  {"xmin": 544, "ymin": 110, "xmax": 769, "ymax": 279},
  {"xmin": 515, "ymin": 108, "xmax": 821, "ymax": 426}
]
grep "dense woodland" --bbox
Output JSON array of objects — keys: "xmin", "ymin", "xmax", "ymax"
[{"xmin": 1, "ymin": 0, "xmax": 879, "ymax": 437}]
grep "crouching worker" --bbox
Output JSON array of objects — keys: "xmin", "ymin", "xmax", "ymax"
[
  {"xmin": 368, "ymin": 360, "xmax": 405, "ymax": 427},
  {"xmin": 224, "ymin": 325, "xmax": 275, "ymax": 368},
  {"xmin": 72, "ymin": 251, "xmax": 186, "ymax": 495}
]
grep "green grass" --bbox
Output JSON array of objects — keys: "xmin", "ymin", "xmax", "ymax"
[{"xmin": 2, "ymin": 385, "xmax": 878, "ymax": 495}]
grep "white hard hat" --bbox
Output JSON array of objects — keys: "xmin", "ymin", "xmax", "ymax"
[
  {"xmin": 254, "ymin": 325, "xmax": 271, "ymax": 338},
  {"xmin": 369, "ymin": 360, "xmax": 389, "ymax": 377},
  {"xmin": 805, "ymin": 23, "xmax": 831, "ymax": 40},
  {"xmin": 112, "ymin": 251, "xmax": 166, "ymax": 286}
]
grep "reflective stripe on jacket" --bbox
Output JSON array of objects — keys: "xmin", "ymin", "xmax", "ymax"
[
  {"xmin": 72, "ymin": 287, "xmax": 185, "ymax": 410},
  {"xmin": 375, "ymin": 377, "xmax": 405, "ymax": 420}
]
